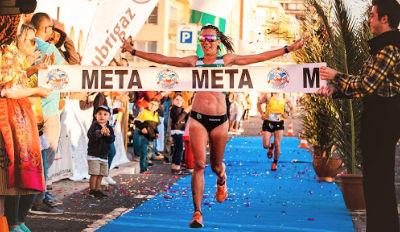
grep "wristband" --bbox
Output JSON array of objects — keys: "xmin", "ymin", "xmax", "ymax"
[
  {"xmin": 131, "ymin": 49, "xmax": 136, "ymax": 56},
  {"xmin": 284, "ymin": 45, "xmax": 290, "ymax": 53}
]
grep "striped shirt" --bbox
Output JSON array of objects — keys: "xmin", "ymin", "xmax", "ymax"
[
  {"xmin": 195, "ymin": 55, "xmax": 225, "ymax": 67},
  {"xmin": 332, "ymin": 30, "xmax": 400, "ymax": 98}
]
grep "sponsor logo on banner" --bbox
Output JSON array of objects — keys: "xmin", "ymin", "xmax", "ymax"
[
  {"xmin": 267, "ymin": 67, "xmax": 289, "ymax": 89},
  {"xmin": 156, "ymin": 69, "xmax": 179, "ymax": 89},
  {"xmin": 46, "ymin": 69, "xmax": 69, "ymax": 90}
]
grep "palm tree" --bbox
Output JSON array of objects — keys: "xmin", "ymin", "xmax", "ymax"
[{"xmin": 294, "ymin": 0, "xmax": 371, "ymax": 174}]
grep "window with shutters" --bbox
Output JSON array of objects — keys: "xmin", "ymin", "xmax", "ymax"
[{"xmin": 146, "ymin": 5, "xmax": 158, "ymax": 24}]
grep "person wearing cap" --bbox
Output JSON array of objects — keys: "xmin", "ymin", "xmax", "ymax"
[
  {"xmin": 29, "ymin": 12, "xmax": 70, "ymax": 215},
  {"xmin": 87, "ymin": 105, "xmax": 115, "ymax": 198}
]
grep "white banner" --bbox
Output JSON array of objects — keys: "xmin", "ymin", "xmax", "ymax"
[
  {"xmin": 81, "ymin": 0, "xmax": 158, "ymax": 66},
  {"xmin": 190, "ymin": 0, "xmax": 235, "ymax": 19},
  {"xmin": 47, "ymin": 108, "xmax": 73, "ymax": 184},
  {"xmin": 38, "ymin": 63, "xmax": 327, "ymax": 93}
]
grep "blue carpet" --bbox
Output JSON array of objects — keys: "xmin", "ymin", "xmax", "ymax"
[{"xmin": 98, "ymin": 137, "xmax": 354, "ymax": 232}]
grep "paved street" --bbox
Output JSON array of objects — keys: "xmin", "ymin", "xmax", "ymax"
[
  {"xmin": 26, "ymin": 161, "xmax": 180, "ymax": 231},
  {"xmin": 25, "ymin": 112, "xmax": 400, "ymax": 231}
]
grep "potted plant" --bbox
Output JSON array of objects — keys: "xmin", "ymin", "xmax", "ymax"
[
  {"xmin": 296, "ymin": 0, "xmax": 371, "ymax": 210},
  {"xmin": 300, "ymin": 94, "xmax": 342, "ymax": 182},
  {"xmin": 294, "ymin": 2, "xmax": 343, "ymax": 183},
  {"xmin": 332, "ymin": 98, "xmax": 365, "ymax": 210}
]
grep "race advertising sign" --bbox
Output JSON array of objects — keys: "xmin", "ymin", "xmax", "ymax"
[
  {"xmin": 81, "ymin": 0, "xmax": 158, "ymax": 66},
  {"xmin": 38, "ymin": 63, "xmax": 326, "ymax": 93}
]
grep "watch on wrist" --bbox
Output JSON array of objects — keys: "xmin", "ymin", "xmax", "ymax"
[
  {"xmin": 131, "ymin": 49, "xmax": 136, "ymax": 56},
  {"xmin": 284, "ymin": 45, "xmax": 290, "ymax": 53}
]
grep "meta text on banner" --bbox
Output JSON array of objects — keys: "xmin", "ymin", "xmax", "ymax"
[{"xmin": 38, "ymin": 63, "xmax": 326, "ymax": 93}]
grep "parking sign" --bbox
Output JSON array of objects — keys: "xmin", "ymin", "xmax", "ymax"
[
  {"xmin": 177, "ymin": 24, "xmax": 198, "ymax": 50},
  {"xmin": 180, "ymin": 31, "xmax": 193, "ymax": 43}
]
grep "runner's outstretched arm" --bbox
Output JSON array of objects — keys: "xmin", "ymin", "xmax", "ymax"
[
  {"xmin": 224, "ymin": 38, "xmax": 305, "ymax": 66},
  {"xmin": 121, "ymin": 38, "xmax": 197, "ymax": 67}
]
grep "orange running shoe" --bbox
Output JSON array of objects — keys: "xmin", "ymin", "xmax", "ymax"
[
  {"xmin": 189, "ymin": 211, "xmax": 204, "ymax": 228},
  {"xmin": 215, "ymin": 180, "xmax": 228, "ymax": 203},
  {"xmin": 267, "ymin": 144, "xmax": 274, "ymax": 159},
  {"xmin": 0, "ymin": 216, "xmax": 9, "ymax": 232},
  {"xmin": 271, "ymin": 162, "xmax": 277, "ymax": 171}
]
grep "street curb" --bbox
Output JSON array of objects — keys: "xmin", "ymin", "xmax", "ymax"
[{"xmin": 82, "ymin": 208, "xmax": 132, "ymax": 232}]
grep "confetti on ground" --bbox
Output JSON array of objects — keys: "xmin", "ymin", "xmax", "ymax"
[{"xmin": 98, "ymin": 137, "xmax": 353, "ymax": 232}]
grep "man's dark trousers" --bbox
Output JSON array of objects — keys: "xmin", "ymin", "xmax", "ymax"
[{"xmin": 361, "ymin": 94, "xmax": 400, "ymax": 231}]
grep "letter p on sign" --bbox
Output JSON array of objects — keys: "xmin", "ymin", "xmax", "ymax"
[{"xmin": 180, "ymin": 31, "xmax": 192, "ymax": 43}]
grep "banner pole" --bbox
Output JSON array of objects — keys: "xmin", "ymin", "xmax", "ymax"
[{"xmin": 124, "ymin": 100, "xmax": 129, "ymax": 152}]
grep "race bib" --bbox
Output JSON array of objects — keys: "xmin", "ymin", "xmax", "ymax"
[{"xmin": 269, "ymin": 113, "xmax": 281, "ymax": 122}]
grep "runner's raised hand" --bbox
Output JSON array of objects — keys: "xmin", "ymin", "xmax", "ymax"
[
  {"xmin": 121, "ymin": 38, "xmax": 134, "ymax": 54},
  {"xmin": 288, "ymin": 37, "xmax": 307, "ymax": 52}
]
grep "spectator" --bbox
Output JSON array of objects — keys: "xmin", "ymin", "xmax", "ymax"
[
  {"xmin": 243, "ymin": 94, "xmax": 252, "ymax": 120},
  {"xmin": 30, "ymin": 12, "xmax": 68, "ymax": 215},
  {"xmin": 87, "ymin": 106, "xmax": 115, "ymax": 198},
  {"xmin": 152, "ymin": 91, "xmax": 169, "ymax": 161},
  {"xmin": 118, "ymin": 57, "xmax": 128, "ymax": 66},
  {"xmin": 229, "ymin": 92, "xmax": 246, "ymax": 133},
  {"xmin": 134, "ymin": 90, "xmax": 167, "ymax": 165},
  {"xmin": 48, "ymin": 18, "xmax": 81, "ymax": 110},
  {"xmin": 135, "ymin": 91, "xmax": 164, "ymax": 113},
  {"xmin": 181, "ymin": 91, "xmax": 194, "ymax": 108},
  {"xmin": 133, "ymin": 98, "xmax": 160, "ymax": 173},
  {"xmin": 163, "ymin": 92, "xmax": 174, "ymax": 163},
  {"xmin": 317, "ymin": 0, "xmax": 400, "ymax": 229},
  {"xmin": 91, "ymin": 92, "xmax": 121, "ymax": 185},
  {"xmin": 109, "ymin": 58, "xmax": 117, "ymax": 66},
  {"xmin": 169, "ymin": 93, "xmax": 191, "ymax": 174},
  {"xmin": 78, "ymin": 92, "xmax": 97, "ymax": 111},
  {"xmin": 48, "ymin": 19, "xmax": 80, "ymax": 65},
  {"xmin": 0, "ymin": 21, "xmax": 51, "ymax": 232},
  {"xmin": 163, "ymin": 91, "xmax": 191, "ymax": 160}
]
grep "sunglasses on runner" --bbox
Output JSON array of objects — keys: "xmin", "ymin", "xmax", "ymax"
[{"xmin": 198, "ymin": 35, "xmax": 219, "ymax": 42}]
